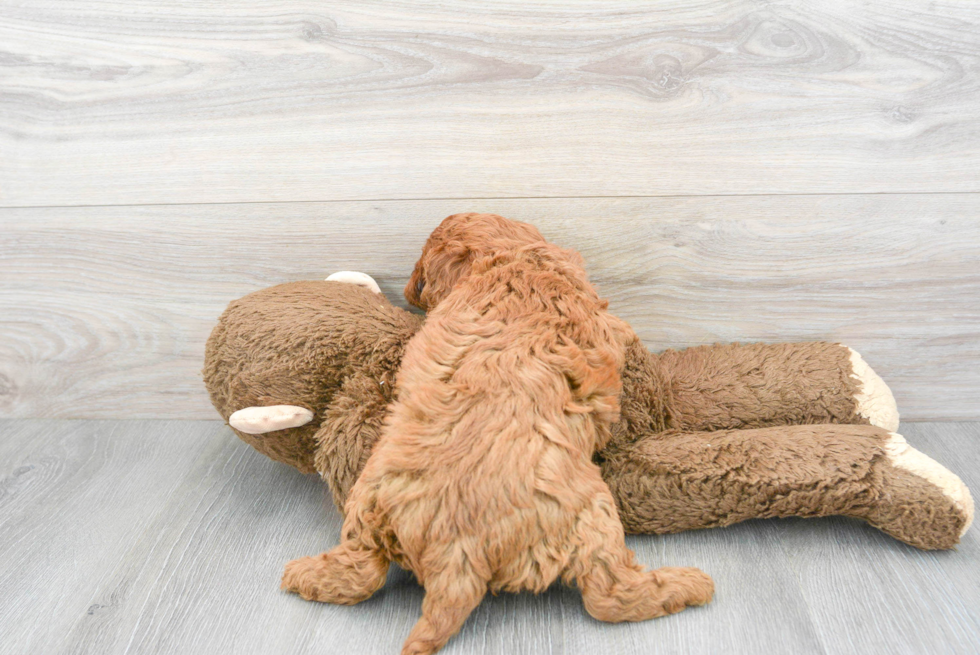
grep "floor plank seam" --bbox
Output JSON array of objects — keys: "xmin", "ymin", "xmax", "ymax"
[{"xmin": 2, "ymin": 189, "xmax": 979, "ymax": 212}]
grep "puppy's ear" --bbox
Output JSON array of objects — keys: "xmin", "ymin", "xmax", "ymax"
[
  {"xmin": 406, "ymin": 212, "xmax": 544, "ymax": 311},
  {"xmin": 405, "ymin": 238, "xmax": 473, "ymax": 311},
  {"xmin": 405, "ymin": 267, "xmax": 427, "ymax": 308}
]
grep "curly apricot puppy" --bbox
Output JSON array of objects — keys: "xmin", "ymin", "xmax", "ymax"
[{"xmin": 282, "ymin": 213, "xmax": 714, "ymax": 655}]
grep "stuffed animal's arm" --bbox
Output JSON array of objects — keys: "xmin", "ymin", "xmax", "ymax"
[
  {"xmin": 600, "ymin": 424, "xmax": 973, "ymax": 550},
  {"xmin": 652, "ymin": 341, "xmax": 898, "ymax": 433}
]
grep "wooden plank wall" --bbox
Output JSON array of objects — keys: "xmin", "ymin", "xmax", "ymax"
[{"xmin": 1, "ymin": 1, "xmax": 979, "ymax": 420}]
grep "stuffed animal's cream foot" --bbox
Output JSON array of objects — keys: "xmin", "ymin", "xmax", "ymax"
[
  {"xmin": 326, "ymin": 271, "xmax": 382, "ymax": 294},
  {"xmin": 846, "ymin": 347, "xmax": 900, "ymax": 432},
  {"xmin": 883, "ymin": 432, "xmax": 973, "ymax": 537},
  {"xmin": 864, "ymin": 432, "xmax": 973, "ymax": 549},
  {"xmin": 229, "ymin": 405, "xmax": 314, "ymax": 435}
]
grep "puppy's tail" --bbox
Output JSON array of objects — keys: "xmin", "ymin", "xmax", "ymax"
[{"xmin": 402, "ymin": 557, "xmax": 487, "ymax": 655}]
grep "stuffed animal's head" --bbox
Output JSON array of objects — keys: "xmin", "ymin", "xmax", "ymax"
[
  {"xmin": 404, "ymin": 212, "xmax": 545, "ymax": 310},
  {"xmin": 204, "ymin": 278, "xmax": 421, "ymax": 475}
]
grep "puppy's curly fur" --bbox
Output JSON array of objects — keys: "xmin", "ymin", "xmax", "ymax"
[{"xmin": 282, "ymin": 213, "xmax": 713, "ymax": 655}]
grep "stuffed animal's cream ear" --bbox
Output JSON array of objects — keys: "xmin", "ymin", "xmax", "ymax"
[
  {"xmin": 229, "ymin": 405, "xmax": 314, "ymax": 434},
  {"xmin": 326, "ymin": 271, "xmax": 381, "ymax": 294}
]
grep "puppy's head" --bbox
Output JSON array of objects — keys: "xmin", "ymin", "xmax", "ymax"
[{"xmin": 405, "ymin": 213, "xmax": 544, "ymax": 310}]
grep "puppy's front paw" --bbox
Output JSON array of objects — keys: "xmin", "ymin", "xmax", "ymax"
[{"xmin": 281, "ymin": 555, "xmax": 325, "ymax": 601}]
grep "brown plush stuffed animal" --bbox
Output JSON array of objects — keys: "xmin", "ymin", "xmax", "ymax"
[{"xmin": 204, "ymin": 226, "xmax": 973, "ymax": 557}]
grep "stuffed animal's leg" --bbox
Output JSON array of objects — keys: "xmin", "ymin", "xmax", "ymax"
[
  {"xmin": 401, "ymin": 557, "xmax": 487, "ymax": 655},
  {"xmin": 281, "ymin": 539, "xmax": 389, "ymax": 604},
  {"xmin": 650, "ymin": 341, "xmax": 898, "ymax": 432},
  {"xmin": 565, "ymin": 491, "xmax": 713, "ymax": 622},
  {"xmin": 862, "ymin": 432, "xmax": 973, "ymax": 548},
  {"xmin": 601, "ymin": 424, "xmax": 973, "ymax": 550}
]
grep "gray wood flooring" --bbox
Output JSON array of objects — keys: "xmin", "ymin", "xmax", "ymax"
[{"xmin": 1, "ymin": 419, "xmax": 978, "ymax": 655}]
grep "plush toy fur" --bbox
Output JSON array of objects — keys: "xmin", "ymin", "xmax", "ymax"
[
  {"xmin": 205, "ymin": 278, "xmax": 973, "ymax": 553},
  {"xmin": 206, "ymin": 217, "xmax": 975, "ymax": 643}
]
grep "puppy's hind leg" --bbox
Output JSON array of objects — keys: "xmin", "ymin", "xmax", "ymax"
[
  {"xmin": 566, "ymin": 490, "xmax": 714, "ymax": 622},
  {"xmin": 402, "ymin": 556, "xmax": 487, "ymax": 655},
  {"xmin": 281, "ymin": 538, "xmax": 389, "ymax": 605}
]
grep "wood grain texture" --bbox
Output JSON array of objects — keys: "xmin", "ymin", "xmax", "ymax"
[
  {"xmin": 2, "ymin": 194, "xmax": 978, "ymax": 420},
  {"xmin": 0, "ymin": 420, "xmax": 218, "ymax": 654},
  {"xmin": 0, "ymin": 419, "xmax": 977, "ymax": 654},
  {"xmin": 2, "ymin": 0, "xmax": 979, "ymax": 207},
  {"xmin": 780, "ymin": 421, "xmax": 980, "ymax": 655}
]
